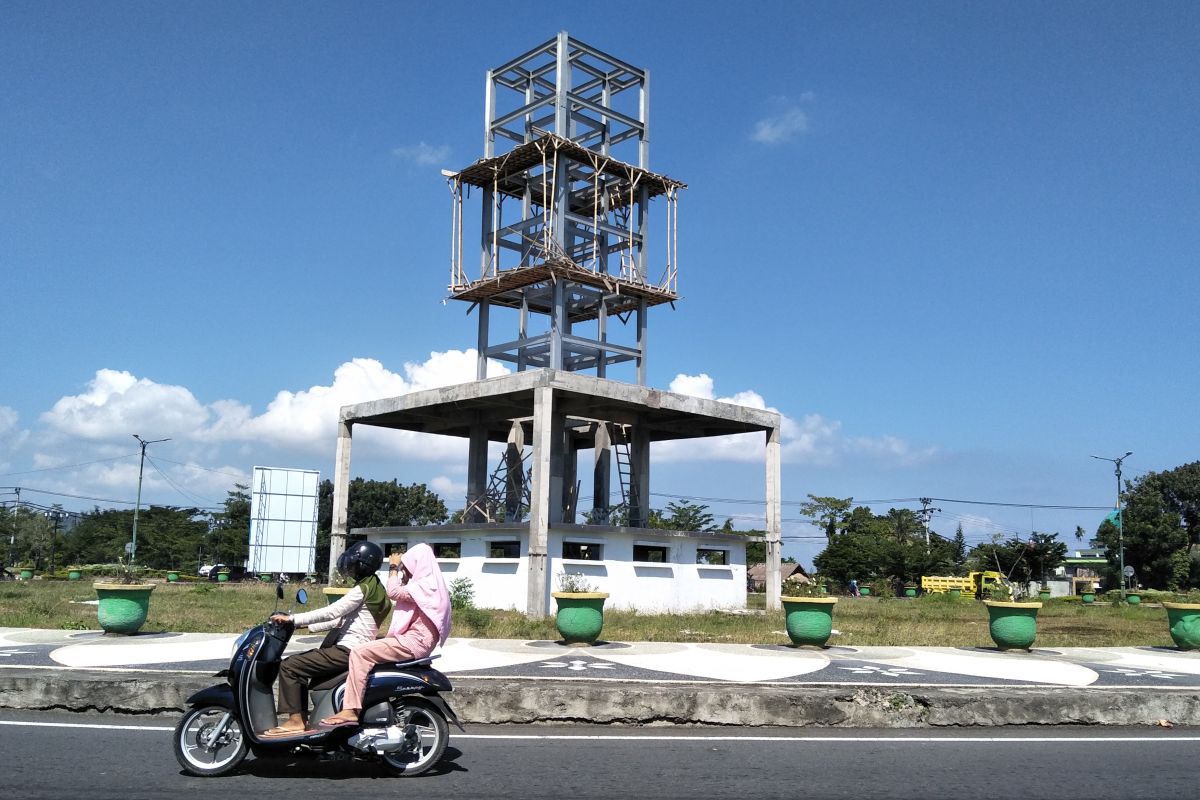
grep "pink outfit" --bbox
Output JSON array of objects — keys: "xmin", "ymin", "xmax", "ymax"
[{"xmin": 342, "ymin": 544, "xmax": 451, "ymax": 712}]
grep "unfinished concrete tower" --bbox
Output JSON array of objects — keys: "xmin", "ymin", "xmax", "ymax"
[
  {"xmin": 330, "ymin": 33, "xmax": 782, "ymax": 617},
  {"xmin": 444, "ymin": 32, "xmax": 688, "ymax": 530}
]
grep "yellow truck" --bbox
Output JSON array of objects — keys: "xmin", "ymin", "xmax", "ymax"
[{"xmin": 921, "ymin": 571, "xmax": 1006, "ymax": 598}]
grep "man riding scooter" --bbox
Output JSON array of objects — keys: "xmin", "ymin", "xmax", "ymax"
[{"xmin": 264, "ymin": 541, "xmax": 392, "ymax": 736}]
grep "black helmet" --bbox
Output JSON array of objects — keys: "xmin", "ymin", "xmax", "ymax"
[{"xmin": 337, "ymin": 541, "xmax": 384, "ymax": 581}]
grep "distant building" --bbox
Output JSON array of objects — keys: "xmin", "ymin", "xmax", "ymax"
[{"xmin": 747, "ymin": 562, "xmax": 808, "ymax": 592}]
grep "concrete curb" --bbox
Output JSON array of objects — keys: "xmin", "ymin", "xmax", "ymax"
[{"xmin": 3, "ymin": 669, "xmax": 1199, "ymax": 727}]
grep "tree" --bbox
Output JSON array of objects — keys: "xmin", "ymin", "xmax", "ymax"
[
  {"xmin": 1, "ymin": 506, "xmax": 54, "ymax": 569},
  {"xmin": 798, "ymin": 495, "xmax": 853, "ymax": 541},
  {"xmin": 316, "ymin": 479, "xmax": 449, "ymax": 574},
  {"xmin": 657, "ymin": 501, "xmax": 714, "ymax": 532},
  {"xmin": 886, "ymin": 508, "xmax": 922, "ymax": 543},
  {"xmin": 813, "ymin": 504, "xmax": 959, "ymax": 589},
  {"xmin": 59, "ymin": 505, "xmax": 211, "ymax": 570},
  {"xmin": 207, "ymin": 486, "xmax": 251, "ymax": 570},
  {"xmin": 1095, "ymin": 462, "xmax": 1200, "ymax": 590},
  {"xmin": 951, "ymin": 524, "xmax": 968, "ymax": 575},
  {"xmin": 968, "ymin": 532, "xmax": 1067, "ymax": 588}
]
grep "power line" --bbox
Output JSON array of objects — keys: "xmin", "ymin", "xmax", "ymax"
[
  {"xmin": 0, "ymin": 452, "xmax": 138, "ymax": 478},
  {"xmin": 145, "ymin": 455, "xmax": 221, "ymax": 508},
  {"xmin": 653, "ymin": 490, "xmax": 1110, "ymax": 512},
  {"xmin": 153, "ymin": 457, "xmax": 248, "ymax": 480}
]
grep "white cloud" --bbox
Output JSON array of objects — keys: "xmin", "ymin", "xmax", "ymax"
[
  {"xmin": 655, "ymin": 372, "xmax": 934, "ymax": 468},
  {"xmin": 0, "ymin": 406, "xmax": 17, "ymax": 436},
  {"xmin": 668, "ymin": 373, "xmax": 715, "ymax": 399},
  {"xmin": 41, "ymin": 369, "xmax": 209, "ymax": 441},
  {"xmin": 392, "ymin": 141, "xmax": 451, "ymax": 166},
  {"xmin": 0, "ymin": 405, "xmax": 24, "ymax": 471},
  {"xmin": 429, "ymin": 474, "xmax": 466, "ymax": 502},
  {"xmin": 38, "ymin": 352, "xmax": 511, "ymax": 462},
  {"xmin": 750, "ymin": 93, "xmax": 814, "ymax": 144}
]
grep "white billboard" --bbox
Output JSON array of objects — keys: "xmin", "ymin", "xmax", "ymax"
[{"xmin": 248, "ymin": 466, "xmax": 320, "ymax": 575}]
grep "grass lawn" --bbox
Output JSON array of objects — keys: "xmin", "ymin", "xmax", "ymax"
[{"xmin": 0, "ymin": 580, "xmax": 1179, "ymax": 648}]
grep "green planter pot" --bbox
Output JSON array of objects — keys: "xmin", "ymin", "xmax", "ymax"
[
  {"xmin": 216, "ymin": 571, "xmax": 230, "ymax": 583},
  {"xmin": 19, "ymin": 568, "xmax": 34, "ymax": 580},
  {"xmin": 859, "ymin": 586, "xmax": 873, "ymax": 597},
  {"xmin": 94, "ymin": 582, "xmax": 155, "ymax": 634},
  {"xmin": 983, "ymin": 600, "xmax": 1042, "ymax": 650},
  {"xmin": 259, "ymin": 573, "xmax": 273, "ymax": 583},
  {"xmin": 1162, "ymin": 602, "xmax": 1200, "ymax": 650},
  {"xmin": 68, "ymin": 570, "xmax": 82, "ymax": 581},
  {"xmin": 948, "ymin": 588, "xmax": 962, "ymax": 599},
  {"xmin": 1038, "ymin": 590, "xmax": 1052, "ymax": 601},
  {"xmin": 1081, "ymin": 592, "xmax": 1096, "ymax": 604},
  {"xmin": 552, "ymin": 592, "xmax": 609, "ymax": 644},
  {"xmin": 166, "ymin": 571, "xmax": 179, "ymax": 583},
  {"xmin": 1126, "ymin": 593, "xmax": 1142, "ymax": 605},
  {"xmin": 903, "ymin": 586, "xmax": 918, "ymax": 598},
  {"xmin": 781, "ymin": 596, "xmax": 838, "ymax": 647}
]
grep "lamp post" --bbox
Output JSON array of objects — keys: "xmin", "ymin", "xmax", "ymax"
[
  {"xmin": 131, "ymin": 435, "xmax": 170, "ymax": 565},
  {"xmin": 1091, "ymin": 451, "xmax": 1132, "ymax": 600}
]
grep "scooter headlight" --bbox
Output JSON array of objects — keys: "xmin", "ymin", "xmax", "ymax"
[{"xmin": 231, "ymin": 628, "xmax": 254, "ymax": 658}]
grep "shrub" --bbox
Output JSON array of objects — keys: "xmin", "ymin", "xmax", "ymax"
[
  {"xmin": 557, "ymin": 572, "xmax": 595, "ymax": 593},
  {"xmin": 449, "ymin": 577, "xmax": 476, "ymax": 610},
  {"xmin": 986, "ymin": 582, "xmax": 1014, "ymax": 602}
]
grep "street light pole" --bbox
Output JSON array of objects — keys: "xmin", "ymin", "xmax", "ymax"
[
  {"xmin": 131, "ymin": 435, "xmax": 170, "ymax": 565},
  {"xmin": 1091, "ymin": 451, "xmax": 1132, "ymax": 601}
]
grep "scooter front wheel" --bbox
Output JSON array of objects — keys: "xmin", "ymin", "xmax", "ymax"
[
  {"xmin": 174, "ymin": 705, "xmax": 248, "ymax": 777},
  {"xmin": 381, "ymin": 697, "xmax": 449, "ymax": 777}
]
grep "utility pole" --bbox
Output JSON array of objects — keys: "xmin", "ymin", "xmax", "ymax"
[
  {"xmin": 131, "ymin": 435, "xmax": 170, "ymax": 565},
  {"xmin": 8, "ymin": 487, "xmax": 20, "ymax": 567},
  {"xmin": 1091, "ymin": 451, "xmax": 1132, "ymax": 601},
  {"xmin": 917, "ymin": 497, "xmax": 941, "ymax": 554}
]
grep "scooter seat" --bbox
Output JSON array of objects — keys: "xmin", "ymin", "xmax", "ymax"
[{"xmin": 308, "ymin": 655, "xmax": 441, "ymax": 692}]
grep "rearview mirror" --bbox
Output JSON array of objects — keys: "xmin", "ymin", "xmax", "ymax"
[{"xmin": 296, "ymin": 588, "xmax": 308, "ymax": 606}]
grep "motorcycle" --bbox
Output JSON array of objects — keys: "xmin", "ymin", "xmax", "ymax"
[{"xmin": 173, "ymin": 584, "xmax": 462, "ymax": 777}]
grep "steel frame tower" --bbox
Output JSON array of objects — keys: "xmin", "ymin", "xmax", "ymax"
[{"xmin": 445, "ymin": 31, "xmax": 685, "ymax": 385}]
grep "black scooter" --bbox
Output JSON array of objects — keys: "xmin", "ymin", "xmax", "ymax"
[{"xmin": 173, "ymin": 585, "xmax": 462, "ymax": 777}]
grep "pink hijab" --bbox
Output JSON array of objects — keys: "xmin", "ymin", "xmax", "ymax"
[{"xmin": 387, "ymin": 543, "xmax": 452, "ymax": 645}]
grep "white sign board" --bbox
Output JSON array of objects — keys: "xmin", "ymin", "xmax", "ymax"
[{"xmin": 248, "ymin": 466, "xmax": 320, "ymax": 575}]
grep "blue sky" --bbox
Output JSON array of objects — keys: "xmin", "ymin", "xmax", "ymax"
[{"xmin": 3, "ymin": 1, "xmax": 1197, "ymax": 567}]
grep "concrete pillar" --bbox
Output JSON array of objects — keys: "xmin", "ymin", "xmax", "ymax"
[
  {"xmin": 548, "ymin": 400, "xmax": 566, "ymax": 525},
  {"xmin": 629, "ymin": 418, "xmax": 650, "ymax": 528},
  {"xmin": 592, "ymin": 422, "xmax": 611, "ymax": 524},
  {"xmin": 328, "ymin": 420, "xmax": 353, "ymax": 583},
  {"xmin": 765, "ymin": 424, "xmax": 782, "ymax": 611},
  {"xmin": 466, "ymin": 423, "xmax": 489, "ymax": 522},
  {"xmin": 526, "ymin": 385, "xmax": 555, "ymax": 617},
  {"xmin": 562, "ymin": 430, "xmax": 579, "ymax": 523},
  {"xmin": 504, "ymin": 421, "xmax": 524, "ymax": 522}
]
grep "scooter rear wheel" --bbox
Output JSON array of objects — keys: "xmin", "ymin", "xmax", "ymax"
[
  {"xmin": 174, "ymin": 705, "xmax": 248, "ymax": 777},
  {"xmin": 380, "ymin": 697, "xmax": 448, "ymax": 777}
]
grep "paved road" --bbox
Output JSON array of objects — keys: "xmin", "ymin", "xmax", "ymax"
[{"xmin": 1, "ymin": 710, "xmax": 1196, "ymax": 799}]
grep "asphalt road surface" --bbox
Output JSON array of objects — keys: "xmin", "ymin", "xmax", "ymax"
[{"xmin": 1, "ymin": 710, "xmax": 1195, "ymax": 799}]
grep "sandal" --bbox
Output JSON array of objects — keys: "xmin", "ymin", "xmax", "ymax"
[
  {"xmin": 263, "ymin": 725, "xmax": 313, "ymax": 737},
  {"xmin": 318, "ymin": 715, "xmax": 359, "ymax": 729}
]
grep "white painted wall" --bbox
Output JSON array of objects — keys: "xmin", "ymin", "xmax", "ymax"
[{"xmin": 364, "ymin": 526, "xmax": 748, "ymax": 614}]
